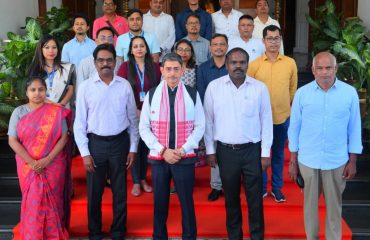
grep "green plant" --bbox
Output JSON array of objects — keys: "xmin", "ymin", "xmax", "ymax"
[
  {"xmin": 306, "ymin": 0, "xmax": 370, "ymax": 131},
  {"xmin": 41, "ymin": 6, "xmax": 72, "ymax": 44}
]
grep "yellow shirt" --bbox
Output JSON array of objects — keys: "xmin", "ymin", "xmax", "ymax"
[{"xmin": 248, "ymin": 54, "xmax": 297, "ymax": 124}]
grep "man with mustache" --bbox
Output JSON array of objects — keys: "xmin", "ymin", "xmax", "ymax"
[
  {"xmin": 204, "ymin": 47, "xmax": 273, "ymax": 239},
  {"xmin": 139, "ymin": 52, "xmax": 205, "ymax": 239},
  {"xmin": 74, "ymin": 43, "xmax": 139, "ymax": 240},
  {"xmin": 62, "ymin": 14, "xmax": 96, "ymax": 68},
  {"xmin": 248, "ymin": 25, "xmax": 297, "ymax": 202}
]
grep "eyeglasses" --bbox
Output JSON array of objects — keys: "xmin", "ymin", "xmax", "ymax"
[
  {"xmin": 103, "ymin": 2, "xmax": 115, "ymax": 7},
  {"xmin": 95, "ymin": 58, "xmax": 115, "ymax": 64},
  {"xmin": 264, "ymin": 36, "xmax": 281, "ymax": 43},
  {"xmin": 97, "ymin": 36, "xmax": 114, "ymax": 42},
  {"xmin": 176, "ymin": 48, "xmax": 192, "ymax": 53}
]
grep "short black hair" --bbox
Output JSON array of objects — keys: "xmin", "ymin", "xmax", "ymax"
[
  {"xmin": 73, "ymin": 13, "xmax": 90, "ymax": 26},
  {"xmin": 225, "ymin": 47, "xmax": 249, "ymax": 64},
  {"xmin": 256, "ymin": 0, "xmax": 269, "ymax": 6},
  {"xmin": 127, "ymin": 8, "xmax": 143, "ymax": 18},
  {"xmin": 96, "ymin": 26, "xmax": 115, "ymax": 37},
  {"xmin": 93, "ymin": 43, "xmax": 116, "ymax": 60},
  {"xmin": 211, "ymin": 33, "xmax": 228, "ymax": 45},
  {"xmin": 239, "ymin": 14, "xmax": 254, "ymax": 22},
  {"xmin": 186, "ymin": 14, "xmax": 200, "ymax": 23},
  {"xmin": 262, "ymin": 25, "xmax": 282, "ymax": 38},
  {"xmin": 162, "ymin": 52, "xmax": 183, "ymax": 67}
]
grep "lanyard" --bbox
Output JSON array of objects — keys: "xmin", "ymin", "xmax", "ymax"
[
  {"xmin": 46, "ymin": 64, "xmax": 56, "ymax": 91},
  {"xmin": 135, "ymin": 63, "xmax": 145, "ymax": 92}
]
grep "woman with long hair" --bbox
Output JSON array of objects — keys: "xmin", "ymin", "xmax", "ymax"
[
  {"xmin": 8, "ymin": 76, "xmax": 72, "ymax": 239},
  {"xmin": 28, "ymin": 34, "xmax": 76, "ymax": 108},
  {"xmin": 174, "ymin": 39, "xmax": 197, "ymax": 88},
  {"xmin": 117, "ymin": 36, "xmax": 161, "ymax": 196}
]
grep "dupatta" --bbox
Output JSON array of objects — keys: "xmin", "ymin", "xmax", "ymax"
[{"xmin": 16, "ymin": 103, "xmax": 72, "ymax": 239}]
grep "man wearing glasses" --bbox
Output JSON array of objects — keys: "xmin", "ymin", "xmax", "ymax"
[
  {"xmin": 77, "ymin": 27, "xmax": 122, "ymax": 90},
  {"xmin": 93, "ymin": 0, "xmax": 129, "ymax": 45},
  {"xmin": 248, "ymin": 25, "xmax": 297, "ymax": 202},
  {"xmin": 74, "ymin": 43, "xmax": 139, "ymax": 240}
]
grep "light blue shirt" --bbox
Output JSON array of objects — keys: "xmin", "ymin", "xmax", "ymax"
[
  {"xmin": 184, "ymin": 36, "xmax": 210, "ymax": 66},
  {"xmin": 61, "ymin": 37, "xmax": 96, "ymax": 68},
  {"xmin": 288, "ymin": 79, "xmax": 362, "ymax": 170},
  {"xmin": 115, "ymin": 31, "xmax": 160, "ymax": 61}
]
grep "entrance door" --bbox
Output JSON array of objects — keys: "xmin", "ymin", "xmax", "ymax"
[{"xmin": 62, "ymin": 0, "xmax": 96, "ymax": 37}]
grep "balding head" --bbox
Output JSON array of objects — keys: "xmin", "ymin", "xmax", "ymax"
[
  {"xmin": 312, "ymin": 52, "xmax": 337, "ymax": 69},
  {"xmin": 312, "ymin": 52, "xmax": 338, "ymax": 87}
]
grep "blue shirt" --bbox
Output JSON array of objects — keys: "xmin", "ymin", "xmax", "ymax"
[
  {"xmin": 288, "ymin": 79, "xmax": 362, "ymax": 170},
  {"xmin": 196, "ymin": 58, "xmax": 227, "ymax": 102},
  {"xmin": 61, "ymin": 37, "xmax": 96, "ymax": 68},
  {"xmin": 115, "ymin": 31, "xmax": 160, "ymax": 61},
  {"xmin": 175, "ymin": 7, "xmax": 212, "ymax": 41}
]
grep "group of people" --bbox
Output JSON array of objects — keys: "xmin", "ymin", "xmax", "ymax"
[{"xmin": 7, "ymin": 0, "xmax": 362, "ymax": 239}]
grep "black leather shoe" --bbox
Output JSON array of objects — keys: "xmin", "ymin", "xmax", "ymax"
[{"xmin": 208, "ymin": 189, "xmax": 222, "ymax": 201}]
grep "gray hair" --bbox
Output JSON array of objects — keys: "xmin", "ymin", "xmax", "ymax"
[
  {"xmin": 162, "ymin": 52, "xmax": 183, "ymax": 66},
  {"xmin": 312, "ymin": 52, "xmax": 337, "ymax": 68}
]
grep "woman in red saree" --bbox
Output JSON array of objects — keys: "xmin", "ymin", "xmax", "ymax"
[{"xmin": 8, "ymin": 76, "xmax": 72, "ymax": 239}]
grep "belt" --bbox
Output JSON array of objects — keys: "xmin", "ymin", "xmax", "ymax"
[
  {"xmin": 217, "ymin": 141, "xmax": 253, "ymax": 150},
  {"xmin": 88, "ymin": 129, "xmax": 127, "ymax": 141}
]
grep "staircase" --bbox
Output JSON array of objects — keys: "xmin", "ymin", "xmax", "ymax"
[
  {"xmin": 343, "ymin": 152, "xmax": 370, "ymax": 239},
  {"xmin": 0, "ymin": 136, "xmax": 20, "ymax": 240}
]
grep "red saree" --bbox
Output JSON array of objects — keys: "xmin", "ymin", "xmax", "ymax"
[{"xmin": 16, "ymin": 103, "xmax": 72, "ymax": 239}]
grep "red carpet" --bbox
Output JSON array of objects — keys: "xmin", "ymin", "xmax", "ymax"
[{"xmin": 14, "ymin": 148, "xmax": 352, "ymax": 239}]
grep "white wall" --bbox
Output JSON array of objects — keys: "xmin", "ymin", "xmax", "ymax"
[
  {"xmin": 357, "ymin": 0, "xmax": 370, "ymax": 38},
  {"xmin": 0, "ymin": 0, "xmax": 38, "ymax": 41},
  {"xmin": 46, "ymin": 0, "xmax": 62, "ymax": 11}
]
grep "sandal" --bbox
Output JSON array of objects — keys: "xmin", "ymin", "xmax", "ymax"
[
  {"xmin": 131, "ymin": 183, "xmax": 141, "ymax": 197},
  {"xmin": 140, "ymin": 180, "xmax": 152, "ymax": 193}
]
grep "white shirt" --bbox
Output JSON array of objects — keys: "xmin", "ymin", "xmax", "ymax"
[
  {"xmin": 204, "ymin": 75, "xmax": 273, "ymax": 157},
  {"xmin": 142, "ymin": 11, "xmax": 176, "ymax": 52},
  {"xmin": 211, "ymin": 9, "xmax": 243, "ymax": 39},
  {"xmin": 253, "ymin": 16, "xmax": 284, "ymax": 54},
  {"xmin": 74, "ymin": 73, "xmax": 139, "ymax": 157},
  {"xmin": 76, "ymin": 55, "xmax": 122, "ymax": 90},
  {"xmin": 228, "ymin": 37, "xmax": 265, "ymax": 62},
  {"xmin": 139, "ymin": 85, "xmax": 205, "ymax": 154}
]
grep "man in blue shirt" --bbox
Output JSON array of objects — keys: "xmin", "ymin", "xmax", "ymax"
[
  {"xmin": 288, "ymin": 52, "xmax": 362, "ymax": 240},
  {"xmin": 197, "ymin": 33, "xmax": 228, "ymax": 202},
  {"xmin": 62, "ymin": 14, "xmax": 97, "ymax": 68},
  {"xmin": 175, "ymin": 0, "xmax": 212, "ymax": 41}
]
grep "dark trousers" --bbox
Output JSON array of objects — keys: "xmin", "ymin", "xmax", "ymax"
[
  {"xmin": 263, "ymin": 118, "xmax": 289, "ymax": 192},
  {"xmin": 217, "ymin": 141, "xmax": 264, "ymax": 240},
  {"xmin": 87, "ymin": 130, "xmax": 129, "ymax": 240},
  {"xmin": 151, "ymin": 162, "xmax": 197, "ymax": 240},
  {"xmin": 131, "ymin": 139, "xmax": 149, "ymax": 184}
]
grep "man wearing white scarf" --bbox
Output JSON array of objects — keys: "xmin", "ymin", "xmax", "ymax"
[{"xmin": 139, "ymin": 52, "xmax": 205, "ymax": 240}]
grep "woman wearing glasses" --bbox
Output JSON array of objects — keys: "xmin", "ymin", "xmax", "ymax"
[
  {"xmin": 117, "ymin": 36, "xmax": 161, "ymax": 196},
  {"xmin": 174, "ymin": 39, "xmax": 197, "ymax": 88}
]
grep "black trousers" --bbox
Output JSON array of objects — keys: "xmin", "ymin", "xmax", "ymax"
[
  {"xmin": 87, "ymin": 130, "xmax": 129, "ymax": 240},
  {"xmin": 217, "ymin": 141, "xmax": 264, "ymax": 240},
  {"xmin": 151, "ymin": 161, "xmax": 197, "ymax": 240}
]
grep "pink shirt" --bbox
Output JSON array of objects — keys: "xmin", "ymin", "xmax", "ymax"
[{"xmin": 93, "ymin": 14, "xmax": 129, "ymax": 45}]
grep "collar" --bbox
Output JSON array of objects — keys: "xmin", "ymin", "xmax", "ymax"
[
  {"xmin": 210, "ymin": 58, "xmax": 225, "ymax": 69},
  {"xmin": 129, "ymin": 31, "xmax": 144, "ymax": 38},
  {"xmin": 73, "ymin": 36, "xmax": 89, "ymax": 43},
  {"xmin": 185, "ymin": 7, "xmax": 202, "ymax": 13},
  {"xmin": 93, "ymin": 73, "xmax": 121, "ymax": 83},
  {"xmin": 313, "ymin": 78, "xmax": 339, "ymax": 91},
  {"xmin": 185, "ymin": 35, "xmax": 201, "ymax": 42},
  {"xmin": 254, "ymin": 16, "xmax": 273, "ymax": 24},
  {"xmin": 223, "ymin": 75, "xmax": 251, "ymax": 85},
  {"xmin": 102, "ymin": 14, "xmax": 118, "ymax": 22},
  {"xmin": 262, "ymin": 53, "xmax": 283, "ymax": 61},
  {"xmin": 217, "ymin": 8, "xmax": 236, "ymax": 15},
  {"xmin": 146, "ymin": 10, "xmax": 164, "ymax": 17}
]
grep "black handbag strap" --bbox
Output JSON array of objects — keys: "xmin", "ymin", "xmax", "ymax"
[{"xmin": 105, "ymin": 21, "xmax": 119, "ymax": 37}]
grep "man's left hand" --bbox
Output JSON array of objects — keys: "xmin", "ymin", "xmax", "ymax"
[
  {"xmin": 261, "ymin": 157, "xmax": 271, "ymax": 171},
  {"xmin": 343, "ymin": 160, "xmax": 356, "ymax": 180},
  {"xmin": 127, "ymin": 152, "xmax": 137, "ymax": 169}
]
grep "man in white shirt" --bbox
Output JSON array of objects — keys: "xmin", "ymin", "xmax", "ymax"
[
  {"xmin": 228, "ymin": 15, "xmax": 265, "ymax": 62},
  {"xmin": 74, "ymin": 43, "xmax": 139, "ymax": 240},
  {"xmin": 142, "ymin": 0, "xmax": 176, "ymax": 59},
  {"xmin": 139, "ymin": 53, "xmax": 205, "ymax": 239},
  {"xmin": 252, "ymin": 0, "xmax": 284, "ymax": 54},
  {"xmin": 211, "ymin": 0, "xmax": 243, "ymax": 38},
  {"xmin": 204, "ymin": 47, "xmax": 273, "ymax": 239}
]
